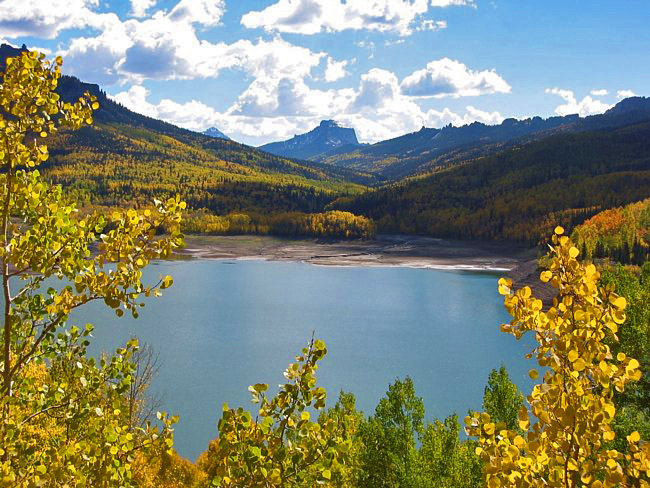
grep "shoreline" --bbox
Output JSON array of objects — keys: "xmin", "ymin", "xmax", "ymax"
[{"xmin": 176, "ymin": 234, "xmax": 536, "ymax": 272}]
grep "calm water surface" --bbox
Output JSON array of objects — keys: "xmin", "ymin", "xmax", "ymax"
[{"xmin": 71, "ymin": 259, "xmax": 535, "ymax": 460}]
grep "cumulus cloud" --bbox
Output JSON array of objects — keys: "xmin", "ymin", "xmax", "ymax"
[
  {"xmin": 617, "ymin": 89, "xmax": 637, "ymax": 99},
  {"xmin": 324, "ymin": 57, "xmax": 349, "ymax": 82},
  {"xmin": 229, "ymin": 77, "xmax": 353, "ymax": 118},
  {"xmin": 400, "ymin": 58, "xmax": 511, "ymax": 98},
  {"xmin": 590, "ymin": 89, "xmax": 608, "ymax": 96},
  {"xmin": 130, "ymin": 0, "xmax": 156, "ymax": 17},
  {"xmin": 0, "ymin": 0, "xmax": 114, "ymax": 39},
  {"xmin": 241, "ymin": 0, "xmax": 470, "ymax": 36},
  {"xmin": 545, "ymin": 88, "xmax": 612, "ymax": 116},
  {"xmin": 167, "ymin": 0, "xmax": 225, "ymax": 26},
  {"xmin": 60, "ymin": 9, "xmax": 326, "ymax": 85}
]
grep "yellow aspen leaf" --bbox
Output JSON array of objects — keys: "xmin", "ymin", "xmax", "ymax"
[
  {"xmin": 528, "ymin": 369, "xmax": 539, "ymax": 380},
  {"xmin": 569, "ymin": 247, "xmax": 579, "ymax": 258},
  {"xmin": 609, "ymin": 295, "xmax": 626, "ymax": 309},
  {"xmin": 498, "ymin": 277, "xmax": 512, "ymax": 295},
  {"xmin": 627, "ymin": 431, "xmax": 640, "ymax": 443},
  {"xmin": 554, "ymin": 226, "xmax": 565, "ymax": 235},
  {"xmin": 599, "ymin": 361, "xmax": 610, "ymax": 375},
  {"xmin": 573, "ymin": 358, "xmax": 586, "ymax": 371}
]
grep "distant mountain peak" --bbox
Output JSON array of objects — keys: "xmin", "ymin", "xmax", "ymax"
[
  {"xmin": 203, "ymin": 127, "xmax": 231, "ymax": 140},
  {"xmin": 259, "ymin": 119, "xmax": 361, "ymax": 161}
]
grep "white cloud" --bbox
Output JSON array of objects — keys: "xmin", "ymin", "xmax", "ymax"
[
  {"xmin": 545, "ymin": 88, "xmax": 612, "ymax": 116},
  {"xmin": 130, "ymin": 0, "xmax": 156, "ymax": 17},
  {"xmin": 617, "ymin": 89, "xmax": 637, "ymax": 99},
  {"xmin": 229, "ymin": 77, "xmax": 353, "ymax": 118},
  {"xmin": 356, "ymin": 40, "xmax": 375, "ymax": 49},
  {"xmin": 464, "ymin": 105, "xmax": 504, "ymax": 125},
  {"xmin": 417, "ymin": 19, "xmax": 447, "ymax": 31},
  {"xmin": 590, "ymin": 89, "xmax": 608, "ymax": 96},
  {"xmin": 241, "ymin": 0, "xmax": 471, "ymax": 37},
  {"xmin": 60, "ymin": 8, "xmax": 326, "ymax": 85},
  {"xmin": 0, "ymin": 0, "xmax": 114, "ymax": 39},
  {"xmin": 343, "ymin": 70, "xmax": 505, "ymax": 140},
  {"xmin": 167, "ymin": 0, "xmax": 225, "ymax": 26},
  {"xmin": 5, "ymin": 0, "xmax": 307, "ymax": 87},
  {"xmin": 111, "ymin": 85, "xmax": 158, "ymax": 117},
  {"xmin": 324, "ymin": 57, "xmax": 349, "ymax": 82},
  {"xmin": 400, "ymin": 58, "xmax": 511, "ymax": 98}
]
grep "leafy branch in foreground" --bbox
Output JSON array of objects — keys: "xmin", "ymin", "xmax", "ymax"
[
  {"xmin": 466, "ymin": 227, "xmax": 650, "ymax": 487},
  {"xmin": 0, "ymin": 51, "xmax": 184, "ymax": 486},
  {"xmin": 199, "ymin": 338, "xmax": 357, "ymax": 487}
]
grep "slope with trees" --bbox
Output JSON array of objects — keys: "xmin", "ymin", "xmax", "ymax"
[
  {"xmin": 337, "ymin": 121, "xmax": 650, "ymax": 243},
  {"xmin": 572, "ymin": 198, "xmax": 650, "ymax": 264}
]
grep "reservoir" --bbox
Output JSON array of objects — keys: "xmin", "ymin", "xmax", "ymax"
[{"xmin": 71, "ymin": 258, "xmax": 535, "ymax": 460}]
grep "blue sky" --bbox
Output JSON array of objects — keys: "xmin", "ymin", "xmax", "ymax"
[{"xmin": 1, "ymin": 0, "xmax": 647, "ymax": 145}]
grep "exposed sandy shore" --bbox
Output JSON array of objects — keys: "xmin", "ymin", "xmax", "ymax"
[{"xmin": 177, "ymin": 234, "xmax": 536, "ymax": 272}]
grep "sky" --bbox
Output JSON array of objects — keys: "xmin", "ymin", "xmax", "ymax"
[{"xmin": 0, "ymin": 0, "xmax": 647, "ymax": 146}]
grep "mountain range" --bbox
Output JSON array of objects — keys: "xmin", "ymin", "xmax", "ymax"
[{"xmin": 260, "ymin": 98, "xmax": 650, "ymax": 182}]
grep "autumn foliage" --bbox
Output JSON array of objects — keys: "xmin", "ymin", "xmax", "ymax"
[
  {"xmin": 467, "ymin": 227, "xmax": 650, "ymax": 487},
  {"xmin": 0, "ymin": 51, "xmax": 184, "ymax": 486},
  {"xmin": 572, "ymin": 198, "xmax": 650, "ymax": 264}
]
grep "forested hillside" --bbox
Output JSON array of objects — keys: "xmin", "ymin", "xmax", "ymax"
[
  {"xmin": 315, "ymin": 97, "xmax": 650, "ymax": 182},
  {"xmin": 44, "ymin": 123, "xmax": 366, "ymax": 214},
  {"xmin": 337, "ymin": 121, "xmax": 650, "ymax": 243},
  {"xmin": 572, "ymin": 198, "xmax": 650, "ymax": 264}
]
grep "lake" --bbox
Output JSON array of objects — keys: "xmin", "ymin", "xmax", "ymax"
[{"xmin": 71, "ymin": 258, "xmax": 535, "ymax": 461}]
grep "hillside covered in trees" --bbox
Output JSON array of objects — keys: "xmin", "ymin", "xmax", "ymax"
[
  {"xmin": 572, "ymin": 198, "xmax": 650, "ymax": 264},
  {"xmin": 336, "ymin": 121, "xmax": 650, "ymax": 243}
]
